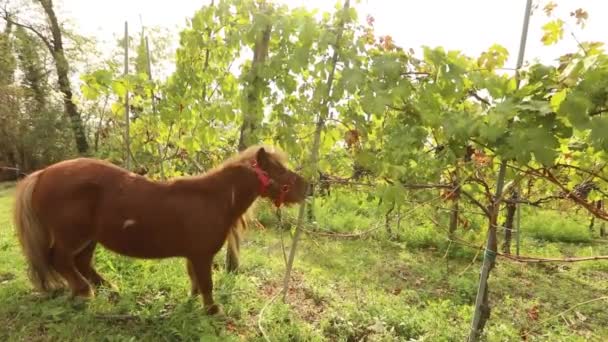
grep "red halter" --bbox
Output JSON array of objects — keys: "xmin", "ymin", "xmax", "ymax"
[
  {"xmin": 250, "ymin": 160, "xmax": 294, "ymax": 208},
  {"xmin": 251, "ymin": 160, "xmax": 271, "ymax": 195},
  {"xmin": 275, "ymin": 174, "xmax": 296, "ymax": 208}
]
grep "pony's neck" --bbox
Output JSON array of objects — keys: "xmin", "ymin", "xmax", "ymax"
[
  {"xmin": 227, "ymin": 166, "xmax": 260, "ymax": 218},
  {"xmin": 207, "ymin": 164, "xmax": 262, "ymax": 220},
  {"xmin": 173, "ymin": 163, "xmax": 264, "ymax": 223}
]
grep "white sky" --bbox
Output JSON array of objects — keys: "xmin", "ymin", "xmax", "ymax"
[{"xmin": 55, "ymin": 0, "xmax": 607, "ymax": 76}]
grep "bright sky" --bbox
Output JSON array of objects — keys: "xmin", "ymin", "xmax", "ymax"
[{"xmin": 56, "ymin": 0, "xmax": 608, "ymax": 76}]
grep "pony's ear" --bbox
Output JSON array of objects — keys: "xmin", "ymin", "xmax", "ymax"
[{"xmin": 256, "ymin": 147, "xmax": 269, "ymax": 164}]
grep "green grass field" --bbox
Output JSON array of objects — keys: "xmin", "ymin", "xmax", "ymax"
[{"xmin": 1, "ymin": 184, "xmax": 607, "ymax": 341}]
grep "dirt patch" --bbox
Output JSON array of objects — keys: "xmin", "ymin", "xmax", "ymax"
[{"xmin": 258, "ymin": 270, "xmax": 328, "ymax": 325}]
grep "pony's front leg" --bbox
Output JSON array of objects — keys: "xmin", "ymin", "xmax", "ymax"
[{"xmin": 188, "ymin": 256, "xmax": 221, "ymax": 315}]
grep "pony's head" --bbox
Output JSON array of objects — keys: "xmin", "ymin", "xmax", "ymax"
[{"xmin": 242, "ymin": 145, "xmax": 308, "ymax": 207}]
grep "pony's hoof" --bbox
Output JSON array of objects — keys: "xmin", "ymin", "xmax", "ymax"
[
  {"xmin": 104, "ymin": 282, "xmax": 120, "ymax": 293},
  {"xmin": 101, "ymin": 283, "xmax": 120, "ymax": 296},
  {"xmin": 71, "ymin": 287, "xmax": 94, "ymax": 299},
  {"xmin": 205, "ymin": 304, "xmax": 223, "ymax": 315}
]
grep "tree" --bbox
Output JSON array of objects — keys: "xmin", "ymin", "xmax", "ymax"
[
  {"xmin": 2, "ymin": 0, "xmax": 89, "ymax": 154},
  {"xmin": 0, "ymin": 19, "xmax": 18, "ymax": 167},
  {"xmin": 237, "ymin": 2, "xmax": 272, "ymax": 151},
  {"xmin": 37, "ymin": 0, "xmax": 88, "ymax": 153}
]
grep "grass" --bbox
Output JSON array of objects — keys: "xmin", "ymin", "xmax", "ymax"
[
  {"xmin": 1, "ymin": 185, "xmax": 608, "ymax": 341},
  {"xmin": 522, "ymin": 207, "xmax": 594, "ymax": 243}
]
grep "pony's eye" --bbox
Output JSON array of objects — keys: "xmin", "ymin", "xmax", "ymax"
[{"xmin": 282, "ymin": 184, "xmax": 290, "ymax": 192}]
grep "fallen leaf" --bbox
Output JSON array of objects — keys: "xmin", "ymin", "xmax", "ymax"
[{"xmin": 527, "ymin": 305, "xmax": 539, "ymax": 321}]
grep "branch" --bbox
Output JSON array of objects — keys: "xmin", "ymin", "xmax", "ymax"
[
  {"xmin": 94, "ymin": 314, "xmax": 139, "ymax": 322},
  {"xmin": 387, "ymin": 104, "xmax": 406, "ymax": 112},
  {"xmin": 502, "ymin": 254, "xmax": 608, "ymax": 263},
  {"xmin": 469, "ymin": 138, "xmax": 497, "ymax": 154},
  {"xmin": 522, "ymin": 296, "xmax": 608, "ymax": 337},
  {"xmin": 468, "ymin": 90, "xmax": 492, "ymax": 107},
  {"xmin": 382, "ymin": 177, "xmax": 452, "ymax": 190},
  {"xmin": 402, "ymin": 183, "xmax": 453, "ymax": 190},
  {"xmin": 258, "ymin": 293, "xmax": 280, "ymax": 342},
  {"xmin": 465, "ymin": 177, "xmax": 493, "ymax": 202},
  {"xmin": 553, "ymin": 163, "xmax": 608, "ymax": 184},
  {"xmin": 187, "ymin": 155, "xmax": 203, "ymax": 173},
  {"xmin": 509, "ymin": 195, "xmax": 563, "ymax": 207},
  {"xmin": 400, "ymin": 71, "xmax": 431, "ymax": 78},
  {"xmin": 540, "ymin": 168, "xmax": 608, "ymax": 220},
  {"xmin": 589, "ymin": 108, "xmax": 607, "ymax": 117},
  {"xmin": 430, "ymin": 216, "xmax": 608, "ymax": 264},
  {"xmin": 301, "ymin": 224, "xmax": 383, "ymax": 239},
  {"xmin": 1, "ymin": 11, "xmax": 53, "ymax": 52},
  {"xmin": 460, "ymin": 189, "xmax": 491, "ymax": 217},
  {"xmin": 326, "ymin": 117, "xmax": 354, "ymax": 130}
]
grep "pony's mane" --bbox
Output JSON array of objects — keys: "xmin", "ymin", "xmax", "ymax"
[
  {"xmin": 217, "ymin": 144, "xmax": 288, "ymax": 170},
  {"xmin": 188, "ymin": 144, "xmax": 288, "ymax": 184}
]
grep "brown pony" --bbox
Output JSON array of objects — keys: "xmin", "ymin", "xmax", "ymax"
[{"xmin": 12, "ymin": 145, "xmax": 308, "ymax": 314}]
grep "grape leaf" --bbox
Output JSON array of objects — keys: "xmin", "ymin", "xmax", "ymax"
[{"xmin": 541, "ymin": 20, "xmax": 564, "ymax": 45}]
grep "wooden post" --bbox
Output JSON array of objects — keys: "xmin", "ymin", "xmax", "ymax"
[
  {"xmin": 448, "ymin": 169, "xmax": 461, "ymax": 238},
  {"xmin": 144, "ymin": 35, "xmax": 166, "ymax": 180},
  {"xmin": 145, "ymin": 36, "xmax": 156, "ymax": 115},
  {"xmin": 123, "ymin": 21, "xmax": 131, "ymax": 170},
  {"xmin": 516, "ymin": 192, "xmax": 521, "ymax": 257},
  {"xmin": 468, "ymin": 162, "xmax": 505, "ymax": 341},
  {"xmin": 468, "ymin": 1, "xmax": 532, "ymax": 340},
  {"xmin": 502, "ymin": 191, "xmax": 518, "ymax": 255},
  {"xmin": 599, "ymin": 201, "xmax": 606, "ymax": 237},
  {"xmin": 281, "ymin": 0, "xmax": 351, "ymax": 301}
]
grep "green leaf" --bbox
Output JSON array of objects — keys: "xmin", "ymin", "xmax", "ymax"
[
  {"xmin": 111, "ymin": 102, "xmax": 125, "ymax": 116},
  {"xmin": 558, "ymin": 91, "xmax": 592, "ymax": 129},
  {"xmin": 516, "ymin": 100, "xmax": 553, "ymax": 116},
  {"xmin": 342, "ymin": 67, "xmax": 365, "ymax": 93},
  {"xmin": 380, "ymin": 183, "xmax": 402, "ymax": 206},
  {"xmin": 81, "ymin": 84, "xmax": 100, "ymax": 100},
  {"xmin": 477, "ymin": 44, "xmax": 509, "ymax": 70},
  {"xmin": 550, "ymin": 89, "xmax": 568, "ymax": 111},
  {"xmin": 493, "ymin": 99, "xmax": 518, "ymax": 119},
  {"xmin": 567, "ymin": 141, "xmax": 587, "ymax": 151},
  {"xmin": 589, "ymin": 116, "xmax": 608, "ymax": 151},
  {"xmin": 541, "ymin": 19, "xmax": 564, "ymax": 45},
  {"xmin": 481, "ymin": 100, "xmax": 516, "ymax": 142},
  {"xmin": 480, "ymin": 122, "xmax": 506, "ymax": 143},
  {"xmin": 528, "ymin": 127, "xmax": 559, "ymax": 166},
  {"xmin": 292, "ymin": 45, "xmax": 310, "ymax": 71},
  {"xmin": 92, "ymin": 69, "xmax": 113, "ymax": 86},
  {"xmin": 504, "ymin": 126, "xmax": 559, "ymax": 166},
  {"xmin": 111, "ymin": 81, "xmax": 127, "ymax": 99},
  {"xmin": 375, "ymin": 56, "xmax": 401, "ymax": 79}
]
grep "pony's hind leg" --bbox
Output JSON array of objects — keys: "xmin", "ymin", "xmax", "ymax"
[
  {"xmin": 74, "ymin": 242, "xmax": 111, "ymax": 289},
  {"xmin": 188, "ymin": 256, "xmax": 221, "ymax": 315},
  {"xmin": 186, "ymin": 260, "xmax": 200, "ymax": 296},
  {"xmin": 51, "ymin": 247, "xmax": 93, "ymax": 298}
]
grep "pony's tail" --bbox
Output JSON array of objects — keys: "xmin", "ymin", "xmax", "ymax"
[
  {"xmin": 13, "ymin": 170, "xmax": 62, "ymax": 292},
  {"xmin": 225, "ymin": 217, "xmax": 244, "ymax": 272},
  {"xmin": 225, "ymin": 204, "xmax": 255, "ymax": 272}
]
